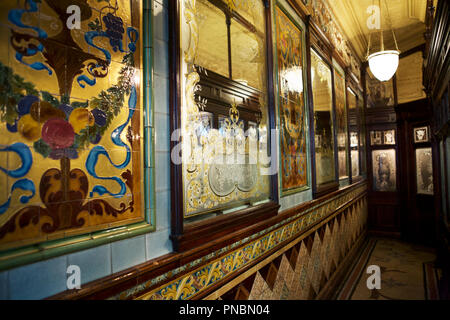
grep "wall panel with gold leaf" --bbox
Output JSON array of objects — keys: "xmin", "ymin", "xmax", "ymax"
[{"xmin": 179, "ymin": 0, "xmax": 272, "ymax": 219}]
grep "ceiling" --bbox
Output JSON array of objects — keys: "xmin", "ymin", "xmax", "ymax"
[{"xmin": 326, "ymin": 0, "xmax": 434, "ymax": 59}]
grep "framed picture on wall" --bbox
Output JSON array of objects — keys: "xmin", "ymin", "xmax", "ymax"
[
  {"xmin": 384, "ymin": 130, "xmax": 396, "ymax": 145},
  {"xmin": 416, "ymin": 148, "xmax": 434, "ymax": 195},
  {"xmin": 372, "ymin": 149, "xmax": 397, "ymax": 192},
  {"xmin": 370, "ymin": 131, "xmax": 383, "ymax": 145},
  {"xmin": 350, "ymin": 132, "xmax": 359, "ymax": 147},
  {"xmin": 169, "ymin": 0, "xmax": 281, "ymax": 251},
  {"xmin": 414, "ymin": 126, "xmax": 429, "ymax": 143}
]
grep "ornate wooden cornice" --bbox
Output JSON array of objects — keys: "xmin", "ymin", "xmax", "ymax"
[{"xmin": 423, "ymin": 0, "xmax": 449, "ymax": 103}]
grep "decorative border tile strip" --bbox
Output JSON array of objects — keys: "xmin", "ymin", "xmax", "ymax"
[{"xmin": 111, "ymin": 183, "xmax": 367, "ymax": 300}]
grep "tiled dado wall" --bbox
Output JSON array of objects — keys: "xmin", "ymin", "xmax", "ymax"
[
  {"xmin": 130, "ymin": 183, "xmax": 368, "ymax": 300},
  {"xmin": 58, "ymin": 182, "xmax": 365, "ymax": 300},
  {"xmin": 0, "ymin": 0, "xmax": 172, "ymax": 300},
  {"xmin": 208, "ymin": 189, "xmax": 368, "ymax": 300}
]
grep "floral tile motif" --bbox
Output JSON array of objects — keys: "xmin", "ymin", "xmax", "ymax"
[{"xmin": 116, "ymin": 185, "xmax": 368, "ymax": 300}]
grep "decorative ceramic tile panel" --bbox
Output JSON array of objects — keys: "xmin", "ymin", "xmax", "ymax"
[{"xmin": 0, "ymin": 0, "xmax": 147, "ymax": 252}]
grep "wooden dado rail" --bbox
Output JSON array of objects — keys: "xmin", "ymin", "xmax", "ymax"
[{"xmin": 50, "ymin": 181, "xmax": 368, "ymax": 300}]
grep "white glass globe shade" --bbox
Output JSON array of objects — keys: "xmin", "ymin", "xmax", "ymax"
[{"xmin": 368, "ymin": 50, "xmax": 399, "ymax": 81}]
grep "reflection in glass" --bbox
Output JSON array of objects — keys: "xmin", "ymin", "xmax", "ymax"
[
  {"xmin": 358, "ymin": 96, "xmax": 367, "ymax": 175},
  {"xmin": 230, "ymin": 15, "xmax": 265, "ymax": 90},
  {"xmin": 197, "ymin": 0, "xmax": 229, "ymax": 78},
  {"xmin": 181, "ymin": 0, "xmax": 271, "ymax": 218},
  {"xmin": 311, "ymin": 50, "xmax": 335, "ymax": 186},
  {"xmin": 348, "ymin": 89, "xmax": 359, "ymax": 177},
  {"xmin": 334, "ymin": 69, "xmax": 348, "ymax": 180}
]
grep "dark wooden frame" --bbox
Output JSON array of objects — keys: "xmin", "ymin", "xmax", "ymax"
[
  {"xmin": 423, "ymin": 0, "xmax": 450, "ymax": 299},
  {"xmin": 395, "ymin": 99, "xmax": 436, "ymax": 243},
  {"xmin": 307, "ymin": 20, "xmax": 340, "ymax": 198},
  {"xmin": 366, "ymin": 124, "xmax": 400, "ymax": 191},
  {"xmin": 364, "ymin": 100, "xmax": 401, "ymax": 237},
  {"xmin": 169, "ymin": 0, "xmax": 279, "ymax": 252}
]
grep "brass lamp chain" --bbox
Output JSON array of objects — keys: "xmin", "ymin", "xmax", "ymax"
[
  {"xmin": 366, "ymin": 0, "xmax": 375, "ymax": 59},
  {"xmin": 383, "ymin": 0, "xmax": 400, "ymax": 52},
  {"xmin": 379, "ymin": 0, "xmax": 384, "ymax": 51},
  {"xmin": 366, "ymin": 0, "xmax": 400, "ymax": 59},
  {"xmin": 366, "ymin": 31, "xmax": 372, "ymax": 59}
]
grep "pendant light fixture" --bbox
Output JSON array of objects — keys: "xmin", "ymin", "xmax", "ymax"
[{"xmin": 366, "ymin": 0, "xmax": 400, "ymax": 82}]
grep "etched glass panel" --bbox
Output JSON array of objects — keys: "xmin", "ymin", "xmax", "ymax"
[
  {"xmin": 416, "ymin": 148, "xmax": 433, "ymax": 195},
  {"xmin": 358, "ymin": 96, "xmax": 367, "ymax": 176},
  {"xmin": 197, "ymin": 0, "xmax": 229, "ymax": 78},
  {"xmin": 372, "ymin": 149, "xmax": 397, "ymax": 192},
  {"xmin": 311, "ymin": 49, "xmax": 335, "ymax": 186},
  {"xmin": 181, "ymin": 0, "xmax": 270, "ymax": 219}
]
